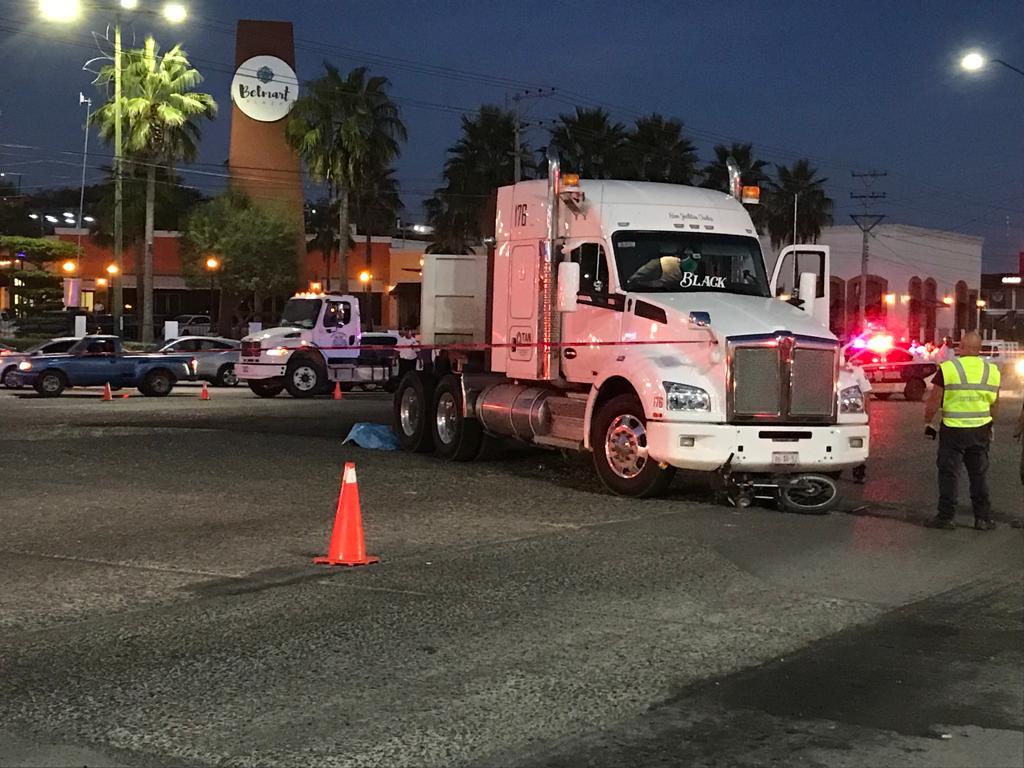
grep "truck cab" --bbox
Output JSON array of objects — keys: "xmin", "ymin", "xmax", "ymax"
[
  {"xmin": 238, "ymin": 292, "xmax": 397, "ymax": 398},
  {"xmin": 395, "ymin": 155, "xmax": 869, "ymax": 510}
]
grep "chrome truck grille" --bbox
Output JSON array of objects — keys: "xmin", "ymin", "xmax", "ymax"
[{"xmin": 727, "ymin": 334, "xmax": 838, "ymax": 424}]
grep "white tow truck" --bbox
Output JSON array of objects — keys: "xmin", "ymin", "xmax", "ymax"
[
  {"xmin": 237, "ymin": 292, "xmax": 398, "ymax": 398},
  {"xmin": 394, "ymin": 153, "xmax": 870, "ymax": 511}
]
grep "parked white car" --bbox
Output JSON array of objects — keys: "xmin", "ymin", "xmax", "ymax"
[
  {"xmin": 158, "ymin": 336, "xmax": 239, "ymax": 386},
  {"xmin": 2, "ymin": 337, "xmax": 81, "ymax": 389},
  {"xmin": 172, "ymin": 315, "xmax": 212, "ymax": 337}
]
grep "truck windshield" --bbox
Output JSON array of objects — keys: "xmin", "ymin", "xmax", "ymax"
[
  {"xmin": 613, "ymin": 231, "xmax": 769, "ymax": 297},
  {"xmin": 280, "ymin": 299, "xmax": 322, "ymax": 329}
]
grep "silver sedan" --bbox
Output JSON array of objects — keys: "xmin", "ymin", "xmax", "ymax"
[{"xmin": 158, "ymin": 336, "xmax": 240, "ymax": 387}]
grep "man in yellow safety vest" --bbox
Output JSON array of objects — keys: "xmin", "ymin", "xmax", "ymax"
[{"xmin": 923, "ymin": 332, "xmax": 1001, "ymax": 530}]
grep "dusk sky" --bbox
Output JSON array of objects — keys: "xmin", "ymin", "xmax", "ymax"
[{"xmin": 0, "ymin": 0, "xmax": 1021, "ymax": 269}]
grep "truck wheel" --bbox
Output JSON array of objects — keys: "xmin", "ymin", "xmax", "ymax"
[
  {"xmin": 431, "ymin": 374, "xmax": 483, "ymax": 461},
  {"xmin": 215, "ymin": 364, "xmax": 239, "ymax": 388},
  {"xmin": 904, "ymin": 378, "xmax": 926, "ymax": 402},
  {"xmin": 778, "ymin": 474, "xmax": 839, "ymax": 515},
  {"xmin": 34, "ymin": 370, "xmax": 66, "ymax": 398},
  {"xmin": 140, "ymin": 369, "xmax": 173, "ymax": 397},
  {"xmin": 248, "ymin": 379, "xmax": 284, "ymax": 398},
  {"xmin": 591, "ymin": 393, "xmax": 676, "ymax": 498},
  {"xmin": 285, "ymin": 357, "xmax": 325, "ymax": 398},
  {"xmin": 2, "ymin": 365, "xmax": 21, "ymax": 389},
  {"xmin": 394, "ymin": 371, "xmax": 435, "ymax": 453}
]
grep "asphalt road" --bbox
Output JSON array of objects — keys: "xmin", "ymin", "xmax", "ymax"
[{"xmin": 0, "ymin": 385, "xmax": 1021, "ymax": 767}]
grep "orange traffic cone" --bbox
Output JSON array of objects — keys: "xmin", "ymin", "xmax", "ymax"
[
  {"xmin": 200, "ymin": 382, "xmax": 211, "ymax": 401},
  {"xmin": 332, "ymin": 381, "xmax": 343, "ymax": 401},
  {"xmin": 101, "ymin": 382, "xmax": 113, "ymax": 401},
  {"xmin": 121, "ymin": 392, "xmax": 131, "ymax": 399},
  {"xmin": 313, "ymin": 463, "xmax": 379, "ymax": 567}
]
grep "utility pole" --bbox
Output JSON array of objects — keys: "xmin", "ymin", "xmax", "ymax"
[
  {"xmin": 508, "ymin": 88, "xmax": 556, "ymax": 182},
  {"xmin": 850, "ymin": 170, "xmax": 886, "ymax": 330},
  {"xmin": 112, "ymin": 15, "xmax": 124, "ymax": 338},
  {"xmin": 76, "ymin": 93, "xmax": 92, "ymax": 272}
]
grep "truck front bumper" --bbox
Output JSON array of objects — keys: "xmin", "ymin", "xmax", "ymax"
[
  {"xmin": 237, "ymin": 362, "xmax": 286, "ymax": 380},
  {"xmin": 646, "ymin": 421, "xmax": 869, "ymax": 473}
]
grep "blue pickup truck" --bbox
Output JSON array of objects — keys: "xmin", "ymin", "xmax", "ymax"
[{"xmin": 15, "ymin": 335, "xmax": 196, "ymax": 397}]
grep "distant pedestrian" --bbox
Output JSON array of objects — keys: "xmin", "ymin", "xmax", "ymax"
[
  {"xmin": 1015, "ymin": 400, "xmax": 1024, "ymax": 487},
  {"xmin": 923, "ymin": 331, "xmax": 1001, "ymax": 530},
  {"xmin": 397, "ymin": 328, "xmax": 418, "ymax": 377}
]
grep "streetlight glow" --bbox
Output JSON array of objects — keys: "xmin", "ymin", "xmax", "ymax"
[
  {"xmin": 119, "ymin": 0, "xmax": 139, "ymax": 8},
  {"xmin": 106, "ymin": 263, "xmax": 120, "ymax": 276},
  {"xmin": 61, "ymin": 260, "xmax": 77, "ymax": 274},
  {"xmin": 38, "ymin": 0, "xmax": 80, "ymax": 22},
  {"xmin": 359, "ymin": 270, "xmax": 372, "ymax": 284},
  {"xmin": 97, "ymin": 277, "xmax": 109, "ymax": 287},
  {"xmin": 205, "ymin": 256, "xmax": 220, "ymax": 270},
  {"xmin": 162, "ymin": 2, "xmax": 187, "ymax": 23},
  {"xmin": 961, "ymin": 51, "xmax": 985, "ymax": 72}
]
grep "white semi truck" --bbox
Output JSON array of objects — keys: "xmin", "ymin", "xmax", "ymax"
[
  {"xmin": 393, "ymin": 153, "xmax": 870, "ymax": 511},
  {"xmin": 237, "ymin": 292, "xmax": 398, "ymax": 398}
]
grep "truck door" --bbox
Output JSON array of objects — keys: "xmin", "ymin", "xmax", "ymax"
[
  {"xmin": 75, "ymin": 338, "xmax": 121, "ymax": 385},
  {"xmin": 321, "ymin": 299, "xmax": 358, "ymax": 364},
  {"xmin": 560, "ymin": 242, "xmax": 622, "ymax": 383},
  {"xmin": 770, "ymin": 245, "xmax": 831, "ymax": 329}
]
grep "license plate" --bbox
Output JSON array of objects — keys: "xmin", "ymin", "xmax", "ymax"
[
  {"xmin": 883, "ymin": 371, "xmax": 902, "ymax": 381},
  {"xmin": 772, "ymin": 452, "xmax": 799, "ymax": 466}
]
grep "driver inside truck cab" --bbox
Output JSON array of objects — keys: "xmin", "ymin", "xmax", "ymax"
[{"xmin": 626, "ymin": 245, "xmax": 701, "ymax": 288}]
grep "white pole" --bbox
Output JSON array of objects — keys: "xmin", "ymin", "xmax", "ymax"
[
  {"xmin": 792, "ymin": 192, "xmax": 799, "ymax": 246},
  {"xmin": 76, "ymin": 94, "xmax": 92, "ymax": 270}
]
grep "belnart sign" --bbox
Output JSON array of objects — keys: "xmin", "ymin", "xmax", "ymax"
[{"xmin": 231, "ymin": 55, "xmax": 298, "ymax": 122}]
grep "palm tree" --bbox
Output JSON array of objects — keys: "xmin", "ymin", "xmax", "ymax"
[
  {"xmin": 546, "ymin": 107, "xmax": 628, "ymax": 179},
  {"xmin": 425, "ymin": 105, "xmax": 525, "ymax": 252},
  {"xmin": 702, "ymin": 143, "xmax": 772, "ymax": 233},
  {"xmin": 624, "ymin": 114, "xmax": 699, "ymax": 184},
  {"xmin": 287, "ymin": 64, "xmax": 406, "ymax": 292},
  {"xmin": 701, "ymin": 142, "xmax": 770, "ymax": 193},
  {"xmin": 92, "ymin": 37, "xmax": 216, "ymax": 343},
  {"xmin": 767, "ymin": 159, "xmax": 834, "ymax": 249},
  {"xmin": 305, "ymin": 199, "xmax": 338, "ymax": 287}
]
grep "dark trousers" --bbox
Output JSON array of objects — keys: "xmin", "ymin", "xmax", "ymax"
[{"xmin": 936, "ymin": 424, "xmax": 992, "ymax": 520}]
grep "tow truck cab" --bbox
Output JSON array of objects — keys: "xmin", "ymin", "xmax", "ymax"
[{"xmin": 237, "ymin": 292, "xmax": 397, "ymax": 398}]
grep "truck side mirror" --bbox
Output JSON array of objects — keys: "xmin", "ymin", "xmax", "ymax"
[{"xmin": 557, "ymin": 261, "xmax": 580, "ymax": 313}]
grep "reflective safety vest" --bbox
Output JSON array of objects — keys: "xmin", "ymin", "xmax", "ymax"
[{"xmin": 940, "ymin": 356, "xmax": 1001, "ymax": 428}]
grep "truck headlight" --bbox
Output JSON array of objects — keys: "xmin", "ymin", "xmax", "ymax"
[
  {"xmin": 664, "ymin": 382, "xmax": 711, "ymax": 412},
  {"xmin": 1015, "ymin": 358, "xmax": 1024, "ymax": 377},
  {"xmin": 840, "ymin": 385, "xmax": 865, "ymax": 414},
  {"xmin": 265, "ymin": 347, "xmax": 289, "ymax": 357},
  {"xmin": 18, "ymin": 361, "xmax": 31, "ymax": 371}
]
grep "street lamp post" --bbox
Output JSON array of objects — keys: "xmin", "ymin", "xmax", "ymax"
[
  {"xmin": 960, "ymin": 51, "xmax": 1024, "ymax": 78},
  {"xmin": 359, "ymin": 270, "xmax": 372, "ymax": 330},
  {"xmin": 205, "ymin": 256, "xmax": 219, "ymax": 325},
  {"xmin": 40, "ymin": 0, "xmax": 189, "ymax": 339}
]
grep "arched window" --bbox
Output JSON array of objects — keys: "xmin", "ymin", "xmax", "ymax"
[
  {"xmin": 830, "ymin": 276, "xmax": 846, "ymax": 337},
  {"xmin": 908, "ymin": 276, "xmax": 922, "ymax": 341},
  {"xmin": 923, "ymin": 278, "xmax": 937, "ymax": 342}
]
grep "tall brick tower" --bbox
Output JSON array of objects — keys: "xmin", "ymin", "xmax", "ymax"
[{"xmin": 227, "ymin": 20, "xmax": 304, "ymax": 247}]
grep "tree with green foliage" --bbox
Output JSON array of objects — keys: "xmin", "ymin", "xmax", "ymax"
[
  {"xmin": 0, "ymin": 236, "xmax": 79, "ymax": 315},
  {"xmin": 766, "ymin": 159, "xmax": 833, "ymax": 249},
  {"xmin": 92, "ymin": 36, "xmax": 217, "ymax": 343},
  {"xmin": 702, "ymin": 143, "xmax": 772, "ymax": 233},
  {"xmin": 287, "ymin": 64, "xmax": 406, "ymax": 289},
  {"xmin": 547, "ymin": 107, "xmax": 629, "ymax": 179},
  {"xmin": 182, "ymin": 192, "xmax": 299, "ymax": 332},
  {"xmin": 425, "ymin": 105, "xmax": 525, "ymax": 253},
  {"xmin": 623, "ymin": 114, "xmax": 699, "ymax": 185}
]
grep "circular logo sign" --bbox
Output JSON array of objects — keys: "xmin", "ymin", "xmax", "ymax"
[{"xmin": 231, "ymin": 55, "xmax": 298, "ymax": 122}]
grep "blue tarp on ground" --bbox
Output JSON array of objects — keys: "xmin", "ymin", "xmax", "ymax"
[{"xmin": 343, "ymin": 423, "xmax": 400, "ymax": 451}]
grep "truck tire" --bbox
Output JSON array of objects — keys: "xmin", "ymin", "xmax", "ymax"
[
  {"xmin": 778, "ymin": 474, "xmax": 839, "ymax": 515},
  {"xmin": 431, "ymin": 374, "xmax": 483, "ymax": 461},
  {"xmin": 591, "ymin": 393, "xmax": 675, "ymax": 498},
  {"xmin": 34, "ymin": 370, "xmax": 66, "ymax": 398},
  {"xmin": 2, "ymin": 365, "xmax": 21, "ymax": 389},
  {"xmin": 285, "ymin": 356, "xmax": 326, "ymax": 398},
  {"xmin": 215, "ymin": 364, "xmax": 239, "ymax": 387},
  {"xmin": 904, "ymin": 377, "xmax": 926, "ymax": 402},
  {"xmin": 140, "ymin": 369, "xmax": 174, "ymax": 397},
  {"xmin": 394, "ymin": 371, "xmax": 435, "ymax": 453},
  {"xmin": 248, "ymin": 379, "xmax": 284, "ymax": 398}
]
